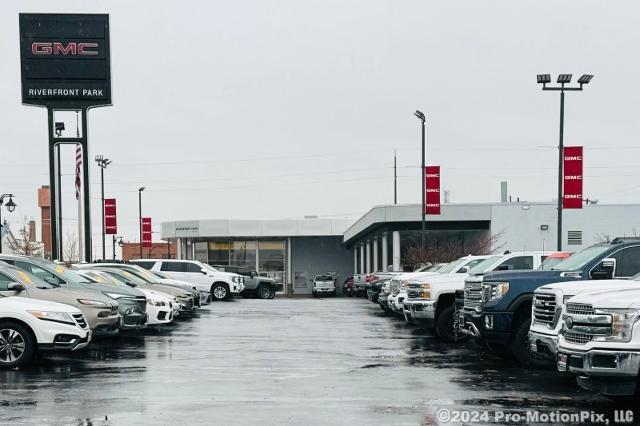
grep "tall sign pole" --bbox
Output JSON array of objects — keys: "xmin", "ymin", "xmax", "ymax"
[{"xmin": 19, "ymin": 14, "xmax": 112, "ymax": 261}]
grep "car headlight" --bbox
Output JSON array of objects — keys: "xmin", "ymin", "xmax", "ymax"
[
  {"xmin": 77, "ymin": 299, "xmax": 108, "ymax": 306},
  {"xmin": 104, "ymin": 292, "xmax": 131, "ymax": 300},
  {"xmin": 595, "ymin": 309, "xmax": 640, "ymax": 343},
  {"xmin": 146, "ymin": 298, "xmax": 166, "ymax": 307},
  {"xmin": 420, "ymin": 291, "xmax": 431, "ymax": 299},
  {"xmin": 483, "ymin": 282, "xmax": 510, "ymax": 301},
  {"xmin": 28, "ymin": 310, "xmax": 75, "ymax": 325},
  {"xmin": 232, "ymin": 276, "xmax": 240, "ymax": 283}
]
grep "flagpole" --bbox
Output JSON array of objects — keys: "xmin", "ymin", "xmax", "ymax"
[{"xmin": 76, "ymin": 143, "xmax": 83, "ymax": 262}]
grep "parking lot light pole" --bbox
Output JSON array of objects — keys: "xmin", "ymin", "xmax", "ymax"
[
  {"xmin": 95, "ymin": 155, "xmax": 112, "ymax": 259},
  {"xmin": 0, "ymin": 194, "xmax": 17, "ymax": 254},
  {"xmin": 113, "ymin": 235, "xmax": 123, "ymax": 260},
  {"xmin": 537, "ymin": 74, "xmax": 593, "ymax": 251},
  {"xmin": 413, "ymin": 110, "xmax": 426, "ymax": 249},
  {"xmin": 138, "ymin": 187, "xmax": 145, "ymax": 259}
]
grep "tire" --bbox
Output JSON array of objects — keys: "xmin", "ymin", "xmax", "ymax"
[
  {"xmin": 211, "ymin": 283, "xmax": 230, "ymax": 301},
  {"xmin": 435, "ymin": 304, "xmax": 470, "ymax": 343},
  {"xmin": 257, "ymin": 285, "xmax": 272, "ymax": 300},
  {"xmin": 0, "ymin": 321, "xmax": 36, "ymax": 369},
  {"xmin": 511, "ymin": 318, "xmax": 549, "ymax": 368}
]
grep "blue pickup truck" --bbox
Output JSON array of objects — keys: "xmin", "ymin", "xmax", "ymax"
[{"xmin": 456, "ymin": 238, "xmax": 640, "ymax": 367}]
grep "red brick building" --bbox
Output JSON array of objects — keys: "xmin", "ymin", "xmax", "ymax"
[{"xmin": 122, "ymin": 242, "xmax": 176, "ymax": 261}]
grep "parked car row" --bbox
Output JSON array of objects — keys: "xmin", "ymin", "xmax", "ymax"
[
  {"xmin": 365, "ymin": 238, "xmax": 640, "ymax": 400},
  {"xmin": 0, "ymin": 256, "xmax": 279, "ymax": 369}
]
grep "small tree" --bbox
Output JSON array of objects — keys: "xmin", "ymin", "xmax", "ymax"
[
  {"xmin": 63, "ymin": 231, "xmax": 79, "ymax": 263},
  {"xmin": 7, "ymin": 217, "xmax": 43, "ymax": 257}
]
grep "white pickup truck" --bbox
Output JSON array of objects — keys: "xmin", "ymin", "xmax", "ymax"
[
  {"xmin": 530, "ymin": 274, "xmax": 640, "ymax": 362},
  {"xmin": 557, "ymin": 287, "xmax": 640, "ymax": 399},
  {"xmin": 404, "ymin": 251, "xmax": 547, "ymax": 342},
  {"xmin": 386, "ymin": 255, "xmax": 490, "ymax": 317}
]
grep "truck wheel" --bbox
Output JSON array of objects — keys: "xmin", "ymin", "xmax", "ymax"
[
  {"xmin": 0, "ymin": 321, "xmax": 36, "ymax": 369},
  {"xmin": 257, "ymin": 285, "xmax": 272, "ymax": 299},
  {"xmin": 435, "ymin": 304, "xmax": 470, "ymax": 343},
  {"xmin": 211, "ymin": 283, "xmax": 229, "ymax": 301},
  {"xmin": 511, "ymin": 318, "xmax": 549, "ymax": 368}
]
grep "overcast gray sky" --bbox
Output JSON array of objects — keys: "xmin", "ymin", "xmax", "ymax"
[{"xmin": 2, "ymin": 1, "xmax": 640, "ymax": 255}]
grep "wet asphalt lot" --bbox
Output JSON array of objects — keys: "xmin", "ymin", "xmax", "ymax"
[{"xmin": 0, "ymin": 298, "xmax": 636, "ymax": 425}]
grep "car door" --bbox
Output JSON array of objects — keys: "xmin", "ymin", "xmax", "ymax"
[
  {"xmin": 610, "ymin": 246, "xmax": 640, "ymax": 278},
  {"xmin": 183, "ymin": 261, "xmax": 210, "ymax": 285},
  {"xmin": 159, "ymin": 261, "xmax": 186, "ymax": 281}
]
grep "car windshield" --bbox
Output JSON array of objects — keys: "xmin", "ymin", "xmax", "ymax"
[
  {"xmin": 538, "ymin": 256, "xmax": 566, "ymax": 270},
  {"xmin": 315, "ymin": 275, "xmax": 333, "ymax": 281},
  {"xmin": 105, "ymin": 270, "xmax": 147, "ymax": 286},
  {"xmin": 83, "ymin": 271, "xmax": 128, "ymax": 286},
  {"xmin": 201, "ymin": 263, "xmax": 219, "ymax": 273},
  {"xmin": 467, "ymin": 256, "xmax": 504, "ymax": 275},
  {"xmin": 550, "ymin": 245, "xmax": 612, "ymax": 271},
  {"xmin": 436, "ymin": 258, "xmax": 467, "ymax": 274},
  {"xmin": 150, "ymin": 271, "xmax": 169, "ymax": 279},
  {"xmin": 39, "ymin": 261, "xmax": 93, "ymax": 284}
]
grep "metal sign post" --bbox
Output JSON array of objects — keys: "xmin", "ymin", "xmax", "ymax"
[{"xmin": 19, "ymin": 14, "xmax": 112, "ymax": 261}]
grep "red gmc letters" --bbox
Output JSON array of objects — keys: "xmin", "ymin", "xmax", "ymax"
[{"xmin": 31, "ymin": 42, "xmax": 99, "ymax": 56}]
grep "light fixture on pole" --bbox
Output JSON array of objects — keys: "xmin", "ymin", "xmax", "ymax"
[
  {"xmin": 138, "ymin": 187, "xmax": 145, "ymax": 259},
  {"xmin": 413, "ymin": 110, "xmax": 426, "ymax": 249},
  {"xmin": 537, "ymin": 73, "xmax": 593, "ymax": 251},
  {"xmin": 95, "ymin": 155, "xmax": 112, "ymax": 260},
  {"xmin": 0, "ymin": 194, "xmax": 17, "ymax": 255},
  {"xmin": 112, "ymin": 235, "xmax": 124, "ymax": 260}
]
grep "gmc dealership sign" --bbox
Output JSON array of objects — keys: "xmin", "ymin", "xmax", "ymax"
[
  {"xmin": 424, "ymin": 166, "xmax": 441, "ymax": 215},
  {"xmin": 563, "ymin": 146, "xmax": 583, "ymax": 209},
  {"xmin": 19, "ymin": 13, "xmax": 111, "ymax": 107}
]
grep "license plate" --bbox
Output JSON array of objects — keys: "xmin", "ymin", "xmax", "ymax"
[{"xmin": 557, "ymin": 353, "xmax": 568, "ymax": 372}]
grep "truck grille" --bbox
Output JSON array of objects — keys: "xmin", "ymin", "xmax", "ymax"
[
  {"xmin": 73, "ymin": 313, "xmax": 88, "ymax": 329},
  {"xmin": 533, "ymin": 293, "xmax": 556, "ymax": 325},
  {"xmin": 564, "ymin": 331, "xmax": 594, "ymax": 345},
  {"xmin": 566, "ymin": 303, "xmax": 595, "ymax": 316},
  {"xmin": 463, "ymin": 281, "xmax": 484, "ymax": 311}
]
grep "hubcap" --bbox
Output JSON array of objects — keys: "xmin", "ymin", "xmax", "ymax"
[
  {"xmin": 214, "ymin": 286, "xmax": 227, "ymax": 299},
  {"xmin": 261, "ymin": 287, "xmax": 270, "ymax": 298},
  {"xmin": 0, "ymin": 329, "xmax": 26, "ymax": 363}
]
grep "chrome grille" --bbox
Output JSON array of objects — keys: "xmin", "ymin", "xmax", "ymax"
[
  {"xmin": 464, "ymin": 281, "xmax": 484, "ymax": 310},
  {"xmin": 564, "ymin": 331, "xmax": 594, "ymax": 345},
  {"xmin": 73, "ymin": 313, "xmax": 88, "ymax": 329},
  {"xmin": 533, "ymin": 293, "xmax": 556, "ymax": 325},
  {"xmin": 566, "ymin": 303, "xmax": 595, "ymax": 316}
]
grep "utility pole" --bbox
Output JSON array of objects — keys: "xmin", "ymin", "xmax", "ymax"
[
  {"xmin": 138, "ymin": 187, "xmax": 145, "ymax": 259},
  {"xmin": 413, "ymin": 110, "xmax": 426, "ymax": 249},
  {"xmin": 393, "ymin": 149, "xmax": 397, "ymax": 205},
  {"xmin": 95, "ymin": 155, "xmax": 112, "ymax": 260}
]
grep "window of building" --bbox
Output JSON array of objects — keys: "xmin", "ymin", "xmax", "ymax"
[
  {"xmin": 208, "ymin": 241, "xmax": 230, "ymax": 265},
  {"xmin": 230, "ymin": 241, "xmax": 257, "ymax": 268}
]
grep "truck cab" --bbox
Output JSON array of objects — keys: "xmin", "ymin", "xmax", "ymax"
[{"xmin": 458, "ymin": 239, "xmax": 640, "ymax": 366}]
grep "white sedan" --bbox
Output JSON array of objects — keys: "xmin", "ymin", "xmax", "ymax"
[{"xmin": 0, "ymin": 296, "xmax": 91, "ymax": 368}]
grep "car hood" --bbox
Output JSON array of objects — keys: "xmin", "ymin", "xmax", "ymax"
[
  {"xmin": 1, "ymin": 296, "xmax": 82, "ymax": 313},
  {"xmin": 80, "ymin": 282, "xmax": 144, "ymax": 297},
  {"xmin": 31, "ymin": 286, "xmax": 115, "ymax": 304},
  {"xmin": 481, "ymin": 269, "xmax": 563, "ymax": 283},
  {"xmin": 569, "ymin": 287, "xmax": 640, "ymax": 309},
  {"xmin": 538, "ymin": 279, "xmax": 638, "ymax": 297}
]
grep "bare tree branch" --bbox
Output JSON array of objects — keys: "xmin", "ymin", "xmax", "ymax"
[{"xmin": 6, "ymin": 217, "xmax": 43, "ymax": 257}]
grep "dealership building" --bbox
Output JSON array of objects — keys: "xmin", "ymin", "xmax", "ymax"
[{"xmin": 162, "ymin": 202, "xmax": 640, "ymax": 295}]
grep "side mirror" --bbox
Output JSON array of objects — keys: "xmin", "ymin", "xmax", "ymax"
[
  {"xmin": 250, "ymin": 271, "xmax": 257, "ymax": 278},
  {"xmin": 44, "ymin": 276, "xmax": 61, "ymax": 286},
  {"xmin": 201, "ymin": 269, "xmax": 208, "ymax": 275},
  {"xmin": 7, "ymin": 282, "xmax": 26, "ymax": 292},
  {"xmin": 125, "ymin": 281, "xmax": 137, "ymax": 288},
  {"xmin": 458, "ymin": 266, "xmax": 469, "ymax": 274},
  {"xmin": 591, "ymin": 258, "xmax": 615, "ymax": 280}
]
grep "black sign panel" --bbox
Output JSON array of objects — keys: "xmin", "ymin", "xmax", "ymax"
[{"xmin": 19, "ymin": 13, "xmax": 111, "ymax": 107}]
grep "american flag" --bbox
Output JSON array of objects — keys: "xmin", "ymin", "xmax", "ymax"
[{"xmin": 75, "ymin": 144, "xmax": 82, "ymax": 200}]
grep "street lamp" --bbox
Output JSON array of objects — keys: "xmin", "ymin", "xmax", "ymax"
[
  {"xmin": 0, "ymin": 194, "xmax": 17, "ymax": 255},
  {"xmin": 413, "ymin": 110, "xmax": 426, "ymax": 249},
  {"xmin": 138, "ymin": 187, "xmax": 145, "ymax": 259},
  {"xmin": 537, "ymin": 73, "xmax": 593, "ymax": 251},
  {"xmin": 95, "ymin": 155, "xmax": 112, "ymax": 260}
]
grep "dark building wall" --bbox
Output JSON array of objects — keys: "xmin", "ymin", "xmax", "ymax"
[{"xmin": 290, "ymin": 236, "xmax": 353, "ymax": 295}]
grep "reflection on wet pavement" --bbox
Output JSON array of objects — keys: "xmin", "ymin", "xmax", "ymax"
[{"xmin": 0, "ymin": 299, "xmax": 636, "ymax": 425}]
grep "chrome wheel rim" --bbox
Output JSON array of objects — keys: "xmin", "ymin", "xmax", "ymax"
[
  {"xmin": 213, "ymin": 286, "xmax": 227, "ymax": 299},
  {"xmin": 261, "ymin": 287, "xmax": 270, "ymax": 298},
  {"xmin": 0, "ymin": 328, "xmax": 26, "ymax": 364}
]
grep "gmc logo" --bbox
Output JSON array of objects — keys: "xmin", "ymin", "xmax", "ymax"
[
  {"xmin": 564, "ymin": 176, "xmax": 582, "ymax": 180},
  {"xmin": 31, "ymin": 42, "xmax": 99, "ymax": 56},
  {"xmin": 564, "ymin": 194, "xmax": 582, "ymax": 199},
  {"xmin": 425, "ymin": 174, "xmax": 439, "ymax": 178},
  {"xmin": 564, "ymin": 156, "xmax": 582, "ymax": 161},
  {"xmin": 426, "ymin": 189, "xmax": 440, "ymax": 193}
]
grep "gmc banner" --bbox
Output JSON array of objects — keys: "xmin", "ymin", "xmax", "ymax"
[
  {"xmin": 104, "ymin": 198, "xmax": 117, "ymax": 235},
  {"xmin": 19, "ymin": 14, "xmax": 111, "ymax": 107},
  {"xmin": 563, "ymin": 146, "xmax": 583, "ymax": 209},
  {"xmin": 142, "ymin": 217, "xmax": 152, "ymax": 248},
  {"xmin": 424, "ymin": 166, "xmax": 441, "ymax": 215}
]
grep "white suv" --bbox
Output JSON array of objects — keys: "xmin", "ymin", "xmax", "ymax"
[
  {"xmin": 0, "ymin": 296, "xmax": 91, "ymax": 368},
  {"xmin": 132, "ymin": 259, "xmax": 244, "ymax": 301}
]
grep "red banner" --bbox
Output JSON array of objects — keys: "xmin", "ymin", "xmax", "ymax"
[
  {"xmin": 104, "ymin": 198, "xmax": 117, "ymax": 235},
  {"xmin": 424, "ymin": 166, "xmax": 441, "ymax": 215},
  {"xmin": 563, "ymin": 146, "xmax": 583, "ymax": 209},
  {"xmin": 142, "ymin": 217, "xmax": 152, "ymax": 248}
]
